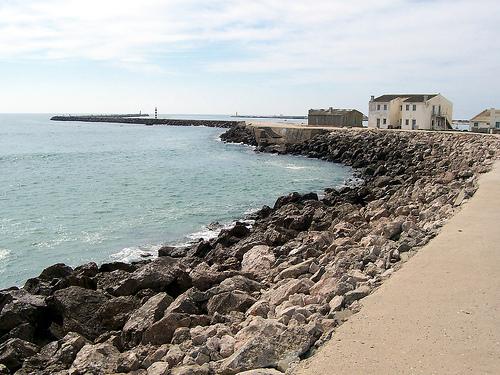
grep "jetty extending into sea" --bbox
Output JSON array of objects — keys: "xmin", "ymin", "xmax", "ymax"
[{"xmin": 50, "ymin": 115, "xmax": 243, "ymax": 128}]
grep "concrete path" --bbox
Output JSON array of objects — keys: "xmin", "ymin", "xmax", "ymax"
[{"xmin": 295, "ymin": 162, "xmax": 500, "ymax": 375}]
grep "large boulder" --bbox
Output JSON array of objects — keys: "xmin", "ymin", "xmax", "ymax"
[
  {"xmin": 95, "ymin": 295, "xmax": 140, "ymax": 331},
  {"xmin": 219, "ymin": 318, "xmax": 317, "ymax": 374},
  {"xmin": 170, "ymin": 364, "xmax": 210, "ymax": 375},
  {"xmin": 50, "ymin": 286, "xmax": 109, "ymax": 339},
  {"xmin": 68, "ymin": 342, "xmax": 120, "ymax": 375},
  {"xmin": 207, "ymin": 291, "xmax": 256, "ymax": 316},
  {"xmin": 264, "ymin": 279, "xmax": 314, "ymax": 307},
  {"xmin": 122, "ymin": 292, "xmax": 173, "ymax": 347},
  {"xmin": 189, "ymin": 263, "xmax": 238, "ymax": 291},
  {"xmin": 0, "ymin": 338, "xmax": 39, "ymax": 372},
  {"xmin": 147, "ymin": 361, "xmax": 170, "ymax": 375},
  {"xmin": 217, "ymin": 222, "xmax": 251, "ymax": 247},
  {"xmin": 240, "ymin": 245, "xmax": 275, "ymax": 281},
  {"xmin": 18, "ymin": 332, "xmax": 87, "ymax": 374},
  {"xmin": 142, "ymin": 313, "xmax": 192, "ymax": 345},
  {"xmin": 113, "ymin": 257, "xmax": 188, "ymax": 296},
  {"xmin": 0, "ymin": 289, "xmax": 47, "ymax": 338}
]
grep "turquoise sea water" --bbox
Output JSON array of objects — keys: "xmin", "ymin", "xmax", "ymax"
[{"xmin": 0, "ymin": 114, "xmax": 352, "ymax": 288}]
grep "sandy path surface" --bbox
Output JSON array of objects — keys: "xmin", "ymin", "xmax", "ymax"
[{"xmin": 294, "ymin": 162, "xmax": 500, "ymax": 375}]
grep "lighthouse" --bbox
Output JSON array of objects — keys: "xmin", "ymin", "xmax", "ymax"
[{"xmin": 155, "ymin": 107, "xmax": 158, "ymax": 119}]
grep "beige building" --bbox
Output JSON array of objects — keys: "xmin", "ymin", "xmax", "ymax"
[
  {"xmin": 308, "ymin": 108, "xmax": 363, "ymax": 127},
  {"xmin": 368, "ymin": 94, "xmax": 453, "ymax": 130},
  {"xmin": 470, "ymin": 108, "xmax": 500, "ymax": 133}
]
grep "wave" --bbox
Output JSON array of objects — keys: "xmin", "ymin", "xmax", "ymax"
[
  {"xmin": 0, "ymin": 248, "xmax": 11, "ymax": 261},
  {"xmin": 285, "ymin": 164, "xmax": 308, "ymax": 170},
  {"xmin": 110, "ymin": 244, "xmax": 160, "ymax": 263}
]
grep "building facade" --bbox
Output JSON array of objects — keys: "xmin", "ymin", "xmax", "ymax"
[
  {"xmin": 470, "ymin": 108, "xmax": 500, "ymax": 133},
  {"xmin": 368, "ymin": 94, "xmax": 453, "ymax": 130},
  {"xmin": 308, "ymin": 108, "xmax": 363, "ymax": 127}
]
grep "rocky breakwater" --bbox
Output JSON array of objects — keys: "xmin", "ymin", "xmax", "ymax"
[
  {"xmin": 1, "ymin": 129, "xmax": 499, "ymax": 375},
  {"xmin": 50, "ymin": 116, "xmax": 243, "ymax": 128}
]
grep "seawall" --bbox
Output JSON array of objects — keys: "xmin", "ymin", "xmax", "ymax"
[{"xmin": 51, "ymin": 115, "xmax": 244, "ymax": 128}]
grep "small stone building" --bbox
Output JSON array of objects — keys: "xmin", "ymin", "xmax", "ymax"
[
  {"xmin": 470, "ymin": 108, "xmax": 500, "ymax": 133},
  {"xmin": 308, "ymin": 108, "xmax": 364, "ymax": 127}
]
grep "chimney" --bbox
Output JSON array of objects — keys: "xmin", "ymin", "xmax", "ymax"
[
  {"xmin": 370, "ymin": 95, "xmax": 375, "ymax": 102},
  {"xmin": 423, "ymin": 95, "xmax": 428, "ymax": 102}
]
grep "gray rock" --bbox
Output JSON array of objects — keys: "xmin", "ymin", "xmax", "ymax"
[
  {"xmin": 68, "ymin": 342, "xmax": 120, "ymax": 375},
  {"xmin": 235, "ymin": 369, "xmax": 284, "ymax": 374},
  {"xmin": 328, "ymin": 295, "xmax": 344, "ymax": 312},
  {"xmin": 275, "ymin": 260, "xmax": 313, "ymax": 281},
  {"xmin": 164, "ymin": 345, "xmax": 185, "ymax": 367},
  {"xmin": 170, "ymin": 364, "xmax": 210, "ymax": 375},
  {"xmin": 207, "ymin": 291, "xmax": 256, "ymax": 316},
  {"xmin": 241, "ymin": 245, "xmax": 276, "ymax": 280},
  {"xmin": 146, "ymin": 361, "xmax": 169, "ymax": 375},
  {"xmin": 343, "ymin": 285, "xmax": 372, "ymax": 306},
  {"xmin": 142, "ymin": 313, "xmax": 191, "ymax": 345},
  {"xmin": 220, "ymin": 318, "xmax": 316, "ymax": 374},
  {"xmin": 122, "ymin": 292, "xmax": 173, "ymax": 347}
]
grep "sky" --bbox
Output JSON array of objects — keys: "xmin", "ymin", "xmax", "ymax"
[{"xmin": 0, "ymin": 0, "xmax": 499, "ymax": 118}]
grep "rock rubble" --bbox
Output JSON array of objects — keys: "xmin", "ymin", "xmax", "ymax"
[{"xmin": 1, "ymin": 127, "xmax": 498, "ymax": 374}]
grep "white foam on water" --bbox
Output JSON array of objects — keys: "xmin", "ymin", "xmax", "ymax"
[
  {"xmin": 285, "ymin": 164, "xmax": 308, "ymax": 170},
  {"xmin": 0, "ymin": 248, "xmax": 11, "ymax": 262},
  {"xmin": 187, "ymin": 227, "xmax": 222, "ymax": 241},
  {"xmin": 243, "ymin": 207, "xmax": 260, "ymax": 215},
  {"xmin": 187, "ymin": 218, "xmax": 255, "ymax": 242},
  {"xmin": 110, "ymin": 244, "xmax": 160, "ymax": 263}
]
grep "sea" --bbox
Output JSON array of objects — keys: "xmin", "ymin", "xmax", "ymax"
[{"xmin": 0, "ymin": 114, "xmax": 352, "ymax": 289}]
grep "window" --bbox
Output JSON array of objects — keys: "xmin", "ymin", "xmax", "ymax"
[
  {"xmin": 377, "ymin": 104, "xmax": 381, "ymax": 110},
  {"xmin": 383, "ymin": 118, "xmax": 387, "ymax": 125},
  {"xmin": 432, "ymin": 105, "xmax": 436, "ymax": 114},
  {"xmin": 400, "ymin": 105, "xmax": 403, "ymax": 111},
  {"xmin": 412, "ymin": 105, "xmax": 417, "ymax": 111},
  {"xmin": 412, "ymin": 119, "xmax": 416, "ymax": 126},
  {"xmin": 405, "ymin": 119, "xmax": 409, "ymax": 126},
  {"xmin": 384, "ymin": 104, "xmax": 387, "ymax": 110},
  {"xmin": 474, "ymin": 122, "xmax": 479, "ymax": 126},
  {"xmin": 496, "ymin": 122, "xmax": 500, "ymax": 129},
  {"xmin": 377, "ymin": 118, "xmax": 380, "ymax": 126},
  {"xmin": 406, "ymin": 105, "xmax": 410, "ymax": 111}
]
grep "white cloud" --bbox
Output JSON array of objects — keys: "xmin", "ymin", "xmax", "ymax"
[
  {"xmin": 1, "ymin": 0, "xmax": 499, "ymax": 76},
  {"xmin": 0, "ymin": 0, "xmax": 499, "ymax": 116}
]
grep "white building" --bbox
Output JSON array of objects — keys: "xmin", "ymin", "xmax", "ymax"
[
  {"xmin": 470, "ymin": 108, "xmax": 500, "ymax": 133},
  {"xmin": 368, "ymin": 94, "xmax": 453, "ymax": 131}
]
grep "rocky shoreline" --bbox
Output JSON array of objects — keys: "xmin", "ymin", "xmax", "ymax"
[{"xmin": 0, "ymin": 127, "xmax": 498, "ymax": 375}]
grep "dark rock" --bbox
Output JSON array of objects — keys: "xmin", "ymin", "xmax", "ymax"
[
  {"xmin": 0, "ymin": 338, "xmax": 39, "ymax": 371},
  {"xmin": 39, "ymin": 263, "xmax": 73, "ymax": 280},
  {"xmin": 0, "ymin": 289, "xmax": 47, "ymax": 342},
  {"xmin": 158, "ymin": 245, "xmax": 187, "ymax": 258},
  {"xmin": 104, "ymin": 257, "xmax": 188, "ymax": 297},
  {"xmin": 99, "ymin": 261, "xmax": 137, "ymax": 273},
  {"xmin": 96, "ymin": 296, "xmax": 140, "ymax": 331},
  {"xmin": 49, "ymin": 286, "xmax": 109, "ymax": 340}
]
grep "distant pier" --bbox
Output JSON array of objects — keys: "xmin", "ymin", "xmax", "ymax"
[
  {"xmin": 231, "ymin": 114, "xmax": 308, "ymax": 120},
  {"xmin": 50, "ymin": 115, "xmax": 243, "ymax": 128}
]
